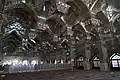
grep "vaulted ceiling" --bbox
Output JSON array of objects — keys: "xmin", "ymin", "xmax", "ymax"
[{"xmin": 0, "ymin": 0, "xmax": 120, "ymax": 60}]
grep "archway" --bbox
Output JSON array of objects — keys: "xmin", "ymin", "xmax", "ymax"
[
  {"xmin": 110, "ymin": 53, "xmax": 120, "ymax": 70},
  {"xmin": 0, "ymin": 2, "xmax": 39, "ymax": 55},
  {"xmin": 76, "ymin": 56, "xmax": 84, "ymax": 69},
  {"xmin": 92, "ymin": 56, "xmax": 100, "ymax": 69},
  {"xmin": 4, "ymin": 2, "xmax": 38, "ymax": 20},
  {"xmin": 46, "ymin": 15, "xmax": 66, "ymax": 37},
  {"xmin": 4, "ymin": 2, "xmax": 38, "ymax": 29}
]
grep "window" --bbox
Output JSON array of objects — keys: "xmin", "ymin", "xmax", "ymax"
[
  {"xmin": 110, "ymin": 53, "xmax": 120, "ymax": 68},
  {"xmin": 93, "ymin": 57, "xmax": 100, "ymax": 68},
  {"xmin": 5, "ymin": 22, "xmax": 26, "ymax": 35},
  {"xmin": 77, "ymin": 57, "xmax": 83, "ymax": 61},
  {"xmin": 112, "ymin": 60, "xmax": 118, "ymax": 67},
  {"xmin": 77, "ymin": 57, "xmax": 84, "ymax": 67},
  {"xmin": 23, "ymin": 60, "xmax": 28, "ymax": 65},
  {"xmin": 106, "ymin": 6, "xmax": 113, "ymax": 21},
  {"xmin": 111, "ymin": 55, "xmax": 120, "ymax": 59}
]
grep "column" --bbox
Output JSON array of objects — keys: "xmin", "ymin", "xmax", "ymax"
[
  {"xmin": 84, "ymin": 33, "xmax": 92, "ymax": 70},
  {"xmin": 0, "ymin": 39, "xmax": 3, "ymax": 62},
  {"xmin": 99, "ymin": 35, "xmax": 110, "ymax": 71},
  {"xmin": 70, "ymin": 37, "xmax": 76, "ymax": 70},
  {"xmin": 0, "ymin": 0, "xmax": 5, "ymax": 11},
  {"xmin": 100, "ymin": 42, "xmax": 110, "ymax": 71},
  {"xmin": 0, "ymin": 52, "xmax": 2, "ymax": 62},
  {"xmin": 99, "ymin": 61, "xmax": 110, "ymax": 71}
]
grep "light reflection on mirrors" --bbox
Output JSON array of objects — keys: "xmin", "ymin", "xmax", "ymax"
[
  {"xmin": 5, "ymin": 22, "xmax": 26, "ymax": 35},
  {"xmin": 23, "ymin": 60, "xmax": 29, "ymax": 65},
  {"xmin": 31, "ymin": 60, "xmax": 38, "ymax": 65}
]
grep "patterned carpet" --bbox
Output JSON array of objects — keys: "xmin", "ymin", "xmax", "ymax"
[{"xmin": 3, "ymin": 70, "xmax": 120, "ymax": 80}]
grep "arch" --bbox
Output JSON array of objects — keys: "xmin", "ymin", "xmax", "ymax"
[
  {"xmin": 4, "ymin": 2, "xmax": 38, "ymax": 21},
  {"xmin": 111, "ymin": 13, "xmax": 120, "ymax": 23},
  {"xmin": 92, "ymin": 56, "xmax": 100, "ymax": 68},
  {"xmin": 96, "ymin": 11, "xmax": 109, "ymax": 26},
  {"xmin": 76, "ymin": 56, "xmax": 84, "ymax": 69},
  {"xmin": 110, "ymin": 53, "xmax": 120, "ymax": 68},
  {"xmin": 1, "ymin": 17, "xmax": 27, "ymax": 34},
  {"xmin": 31, "ymin": 59, "xmax": 38, "ymax": 65},
  {"xmin": 72, "ymin": 23, "xmax": 86, "ymax": 34},
  {"xmin": 22, "ymin": 60, "xmax": 29, "ymax": 65},
  {"xmin": 112, "ymin": 13, "xmax": 120, "ymax": 32},
  {"xmin": 110, "ymin": 53, "xmax": 120, "ymax": 59},
  {"xmin": 66, "ymin": 0, "xmax": 90, "ymax": 18},
  {"xmin": 77, "ymin": 56, "xmax": 84, "ymax": 61},
  {"xmin": 46, "ymin": 15, "xmax": 66, "ymax": 36},
  {"xmin": 72, "ymin": 23, "xmax": 86, "ymax": 39},
  {"xmin": 63, "ymin": 0, "xmax": 90, "ymax": 25}
]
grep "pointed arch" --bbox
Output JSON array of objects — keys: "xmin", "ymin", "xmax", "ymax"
[
  {"xmin": 63, "ymin": 0, "xmax": 90, "ymax": 25},
  {"xmin": 110, "ymin": 53, "xmax": 120, "ymax": 68},
  {"xmin": 76, "ymin": 55, "xmax": 84, "ymax": 69},
  {"xmin": 110, "ymin": 53, "xmax": 120, "ymax": 59},
  {"xmin": 4, "ymin": 2, "xmax": 38, "ymax": 21},
  {"xmin": 91, "ymin": 55, "xmax": 100, "ymax": 69},
  {"xmin": 46, "ymin": 15, "xmax": 66, "ymax": 36}
]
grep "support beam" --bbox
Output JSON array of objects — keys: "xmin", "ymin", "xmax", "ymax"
[
  {"xmin": 100, "ymin": 44, "xmax": 110, "ymax": 71},
  {"xmin": 90, "ymin": 0, "xmax": 99, "ymax": 11}
]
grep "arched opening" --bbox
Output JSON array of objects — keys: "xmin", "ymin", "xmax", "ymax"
[
  {"xmin": 4, "ymin": 3, "xmax": 38, "ymax": 29},
  {"xmin": 110, "ymin": 53, "xmax": 120, "ymax": 70},
  {"xmin": 1, "ymin": 3, "xmax": 38, "ymax": 55},
  {"xmin": 92, "ymin": 56, "xmax": 100, "ymax": 70},
  {"xmin": 76, "ymin": 56, "xmax": 84, "ymax": 69},
  {"xmin": 31, "ymin": 60, "xmax": 38, "ymax": 65},
  {"xmin": 64, "ymin": 0, "xmax": 90, "ymax": 25},
  {"xmin": 46, "ymin": 15, "xmax": 66, "ymax": 36}
]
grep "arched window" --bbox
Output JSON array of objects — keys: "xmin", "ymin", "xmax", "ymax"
[
  {"xmin": 106, "ymin": 6, "xmax": 113, "ymax": 21},
  {"xmin": 77, "ymin": 57, "xmax": 84, "ymax": 68},
  {"xmin": 77, "ymin": 57, "xmax": 84, "ymax": 62},
  {"xmin": 110, "ymin": 53, "xmax": 120, "ymax": 68},
  {"xmin": 93, "ymin": 56, "xmax": 100, "ymax": 68},
  {"xmin": 5, "ymin": 21, "xmax": 26, "ymax": 35},
  {"xmin": 31, "ymin": 60, "xmax": 38, "ymax": 65},
  {"xmin": 22, "ymin": 60, "xmax": 29, "ymax": 65}
]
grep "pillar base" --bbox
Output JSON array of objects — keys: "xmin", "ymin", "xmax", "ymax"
[
  {"xmin": 84, "ymin": 61, "xmax": 92, "ymax": 70},
  {"xmin": 100, "ymin": 62, "xmax": 110, "ymax": 71}
]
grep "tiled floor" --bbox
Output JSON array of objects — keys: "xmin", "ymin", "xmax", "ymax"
[{"xmin": 3, "ymin": 70, "xmax": 120, "ymax": 80}]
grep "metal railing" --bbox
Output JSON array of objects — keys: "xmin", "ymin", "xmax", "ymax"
[{"xmin": 4, "ymin": 64, "xmax": 71, "ymax": 73}]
